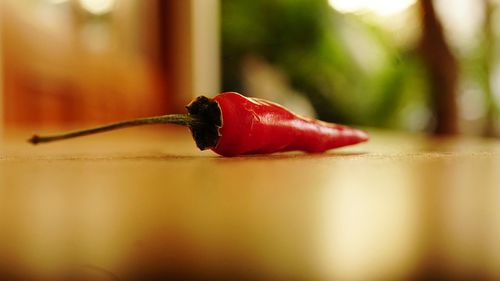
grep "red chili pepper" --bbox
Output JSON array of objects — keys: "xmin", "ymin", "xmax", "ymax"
[{"xmin": 29, "ymin": 92, "xmax": 368, "ymax": 156}]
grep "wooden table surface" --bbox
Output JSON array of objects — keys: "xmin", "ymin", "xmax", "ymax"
[{"xmin": 1, "ymin": 127, "xmax": 499, "ymax": 281}]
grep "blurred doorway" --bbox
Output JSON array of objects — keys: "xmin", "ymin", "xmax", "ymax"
[{"xmin": 0, "ymin": 0, "xmax": 219, "ymax": 131}]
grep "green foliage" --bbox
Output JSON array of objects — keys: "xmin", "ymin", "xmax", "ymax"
[{"xmin": 221, "ymin": 0, "xmax": 430, "ymax": 128}]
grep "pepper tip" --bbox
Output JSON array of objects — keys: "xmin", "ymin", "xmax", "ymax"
[
  {"xmin": 359, "ymin": 130, "xmax": 369, "ymax": 142},
  {"xmin": 353, "ymin": 129, "xmax": 369, "ymax": 143}
]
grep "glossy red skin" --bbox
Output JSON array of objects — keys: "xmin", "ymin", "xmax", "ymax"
[{"xmin": 211, "ymin": 92, "xmax": 368, "ymax": 157}]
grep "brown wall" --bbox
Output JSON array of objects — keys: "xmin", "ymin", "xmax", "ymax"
[{"xmin": 0, "ymin": 1, "xmax": 174, "ymax": 129}]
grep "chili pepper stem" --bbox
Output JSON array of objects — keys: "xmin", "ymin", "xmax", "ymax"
[{"xmin": 28, "ymin": 114, "xmax": 201, "ymax": 145}]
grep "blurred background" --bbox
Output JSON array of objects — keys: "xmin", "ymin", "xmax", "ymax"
[{"xmin": 0, "ymin": 0, "xmax": 499, "ymax": 135}]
